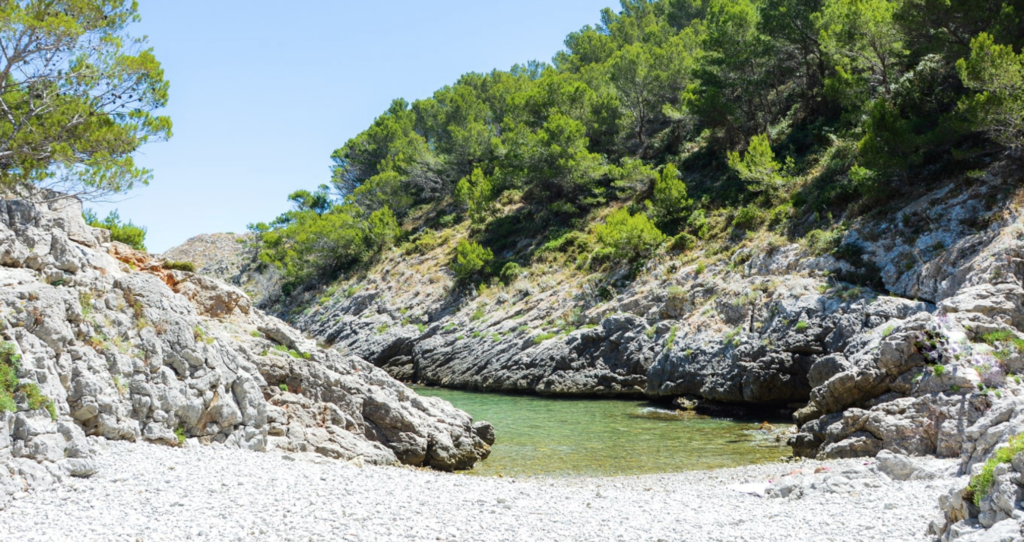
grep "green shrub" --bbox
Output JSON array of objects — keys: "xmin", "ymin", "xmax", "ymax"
[
  {"xmin": 687, "ymin": 209, "xmax": 709, "ymax": 239},
  {"xmin": 768, "ymin": 203, "xmax": 793, "ymax": 229},
  {"xmin": 589, "ymin": 247, "xmax": 616, "ymax": 267},
  {"xmin": 795, "ymin": 320, "xmax": 809, "ymax": 332},
  {"xmin": 667, "ymin": 285, "xmax": 687, "ymax": 300},
  {"xmin": 727, "ymin": 134, "xmax": 788, "ymax": 194},
  {"xmin": 932, "ymin": 365, "xmax": 946, "ymax": 377},
  {"xmin": 272, "ymin": 344, "xmax": 305, "ymax": 359},
  {"xmin": 252, "ymin": 200, "xmax": 401, "ymax": 291},
  {"xmin": 22, "ymin": 383, "xmax": 47, "ymax": 410},
  {"xmin": 609, "ymin": 157, "xmax": 657, "ymax": 199},
  {"xmin": 980, "ymin": 330, "xmax": 1024, "ymax": 351},
  {"xmin": 805, "ymin": 229, "xmax": 845, "ymax": 256},
  {"xmin": 534, "ymin": 333, "xmax": 557, "ymax": 344},
  {"xmin": 957, "ymin": 33, "xmax": 1024, "ymax": 154},
  {"xmin": 470, "ymin": 307, "xmax": 486, "ymax": 322},
  {"xmin": 649, "ymin": 164, "xmax": 693, "ymax": 227},
  {"xmin": 724, "ymin": 326, "xmax": 742, "ymax": 345},
  {"xmin": 163, "ymin": 260, "xmax": 196, "ymax": 273},
  {"xmin": 193, "ymin": 326, "xmax": 214, "ymax": 345},
  {"xmin": 84, "ymin": 209, "xmax": 147, "ymax": 251},
  {"xmin": 593, "ymin": 208, "xmax": 666, "ymax": 262},
  {"xmin": 403, "ymin": 229, "xmax": 447, "ymax": 255},
  {"xmin": 500, "ymin": 262, "xmax": 523, "ymax": 285},
  {"xmin": 970, "ymin": 433, "xmax": 1024, "ymax": 506},
  {"xmin": 437, "ymin": 214, "xmax": 458, "ymax": 228},
  {"xmin": 849, "ymin": 164, "xmax": 885, "ymax": 199},
  {"xmin": 0, "ymin": 342, "xmax": 22, "ymax": 413},
  {"xmin": 539, "ymin": 231, "xmax": 592, "ymax": 256},
  {"xmin": 670, "ymin": 232, "xmax": 697, "ymax": 252},
  {"xmin": 857, "ymin": 100, "xmax": 922, "ymax": 178},
  {"xmin": 732, "ymin": 206, "xmax": 766, "ymax": 231},
  {"xmin": 455, "ymin": 168, "xmax": 495, "ymax": 224},
  {"xmin": 451, "ymin": 240, "xmax": 494, "ymax": 282}
]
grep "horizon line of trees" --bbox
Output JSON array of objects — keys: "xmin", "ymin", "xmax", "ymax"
[{"xmin": 252, "ymin": 0, "xmax": 1024, "ymax": 292}]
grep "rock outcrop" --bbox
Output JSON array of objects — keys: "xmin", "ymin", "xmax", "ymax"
[
  {"xmin": 267, "ymin": 164, "xmax": 1024, "ymax": 473},
  {"xmin": 0, "ymin": 194, "xmax": 492, "ymax": 509},
  {"xmin": 171, "ymin": 162, "xmax": 1024, "ymax": 540},
  {"xmin": 158, "ymin": 232, "xmax": 282, "ymax": 307}
]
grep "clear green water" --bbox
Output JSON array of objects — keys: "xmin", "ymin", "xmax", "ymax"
[{"xmin": 415, "ymin": 387, "xmax": 793, "ymax": 477}]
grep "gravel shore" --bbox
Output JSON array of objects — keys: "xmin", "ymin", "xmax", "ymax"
[{"xmin": 0, "ymin": 440, "xmax": 958, "ymax": 542}]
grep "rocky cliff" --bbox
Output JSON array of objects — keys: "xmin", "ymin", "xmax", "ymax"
[
  {"xmin": 282, "ymin": 163, "xmax": 1022, "ymax": 457},
  {"xmin": 0, "ymin": 194, "xmax": 493, "ymax": 509},
  {"xmin": 158, "ymin": 232, "xmax": 283, "ymax": 307},
  {"xmin": 171, "ymin": 161, "xmax": 1024, "ymax": 540}
]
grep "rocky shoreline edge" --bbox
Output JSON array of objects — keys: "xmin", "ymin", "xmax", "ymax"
[{"xmin": 0, "ymin": 439, "xmax": 963, "ymax": 542}]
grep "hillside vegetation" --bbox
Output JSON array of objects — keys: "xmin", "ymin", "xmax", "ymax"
[{"xmin": 249, "ymin": 0, "xmax": 1024, "ymax": 297}]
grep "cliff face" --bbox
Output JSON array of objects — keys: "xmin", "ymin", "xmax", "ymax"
[
  {"xmin": 170, "ymin": 163, "xmax": 1024, "ymax": 538},
  {"xmin": 0, "ymin": 194, "xmax": 492, "ymax": 508},
  {"xmin": 273, "ymin": 163, "xmax": 1022, "ymax": 455},
  {"xmin": 158, "ymin": 232, "xmax": 283, "ymax": 307}
]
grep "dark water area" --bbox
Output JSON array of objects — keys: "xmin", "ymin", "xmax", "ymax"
[{"xmin": 415, "ymin": 386, "xmax": 794, "ymax": 477}]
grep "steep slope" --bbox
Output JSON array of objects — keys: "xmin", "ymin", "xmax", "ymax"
[
  {"xmin": 173, "ymin": 163, "xmax": 1024, "ymax": 539},
  {"xmin": 0, "ymin": 194, "xmax": 492, "ymax": 509},
  {"xmin": 158, "ymin": 232, "xmax": 282, "ymax": 307}
]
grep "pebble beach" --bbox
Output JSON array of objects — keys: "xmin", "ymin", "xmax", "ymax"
[{"xmin": 0, "ymin": 440, "xmax": 960, "ymax": 542}]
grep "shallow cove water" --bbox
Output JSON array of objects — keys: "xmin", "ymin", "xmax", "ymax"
[{"xmin": 414, "ymin": 386, "xmax": 793, "ymax": 477}]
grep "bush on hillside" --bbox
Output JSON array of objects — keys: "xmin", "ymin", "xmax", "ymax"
[
  {"xmin": 805, "ymin": 228, "xmax": 845, "ymax": 256},
  {"xmin": 727, "ymin": 134, "xmax": 788, "ymax": 194},
  {"xmin": 451, "ymin": 240, "xmax": 494, "ymax": 282},
  {"xmin": 84, "ymin": 209, "xmax": 147, "ymax": 251},
  {"xmin": 454, "ymin": 168, "xmax": 495, "ymax": 224},
  {"xmin": 251, "ymin": 201, "xmax": 402, "ymax": 291},
  {"xmin": 500, "ymin": 262, "xmax": 524, "ymax": 284},
  {"xmin": 957, "ymin": 33, "xmax": 1024, "ymax": 155},
  {"xmin": 732, "ymin": 205, "xmax": 766, "ymax": 231},
  {"xmin": 649, "ymin": 163, "xmax": 692, "ymax": 230},
  {"xmin": 670, "ymin": 232, "xmax": 697, "ymax": 252},
  {"xmin": 593, "ymin": 208, "xmax": 667, "ymax": 262},
  {"xmin": 538, "ymin": 230, "xmax": 592, "ymax": 256},
  {"xmin": 163, "ymin": 261, "xmax": 196, "ymax": 273},
  {"xmin": 686, "ymin": 209, "xmax": 710, "ymax": 239},
  {"xmin": 252, "ymin": 0, "xmax": 1024, "ymax": 294}
]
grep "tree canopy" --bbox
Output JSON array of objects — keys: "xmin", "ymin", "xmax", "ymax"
[
  {"xmin": 0, "ymin": 0, "xmax": 171, "ymax": 198},
  {"xmin": 254, "ymin": 0, "xmax": 1024, "ymax": 292}
]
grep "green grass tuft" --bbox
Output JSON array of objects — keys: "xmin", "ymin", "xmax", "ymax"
[
  {"xmin": 163, "ymin": 260, "xmax": 196, "ymax": 273},
  {"xmin": 970, "ymin": 433, "xmax": 1024, "ymax": 506},
  {"xmin": 533, "ymin": 333, "xmax": 557, "ymax": 344}
]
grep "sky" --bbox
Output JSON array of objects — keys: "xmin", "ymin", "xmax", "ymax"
[{"xmin": 90, "ymin": 1, "xmax": 616, "ymax": 253}]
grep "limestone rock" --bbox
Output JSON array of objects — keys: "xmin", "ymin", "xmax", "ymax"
[{"xmin": 0, "ymin": 193, "xmax": 493, "ymax": 499}]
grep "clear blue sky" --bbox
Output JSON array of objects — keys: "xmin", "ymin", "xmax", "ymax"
[{"xmin": 91, "ymin": 1, "xmax": 616, "ymax": 253}]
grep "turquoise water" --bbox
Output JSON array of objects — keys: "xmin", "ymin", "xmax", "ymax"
[{"xmin": 415, "ymin": 387, "xmax": 793, "ymax": 477}]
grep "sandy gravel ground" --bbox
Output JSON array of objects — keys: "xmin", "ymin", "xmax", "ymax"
[{"xmin": 0, "ymin": 440, "xmax": 958, "ymax": 542}]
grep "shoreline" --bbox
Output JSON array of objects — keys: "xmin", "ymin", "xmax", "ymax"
[{"xmin": 0, "ymin": 440, "xmax": 958, "ymax": 542}]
